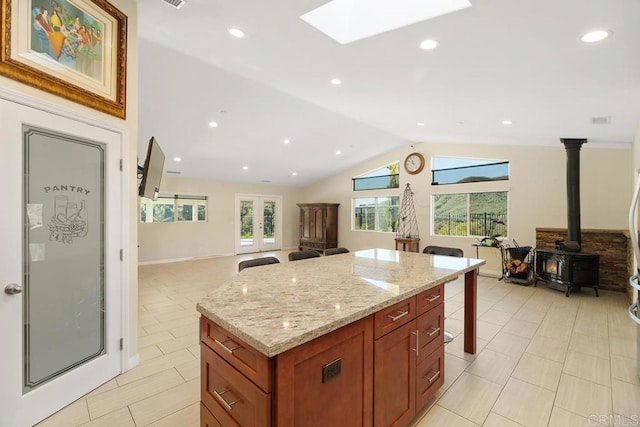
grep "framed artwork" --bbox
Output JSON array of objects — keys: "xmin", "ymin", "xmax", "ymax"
[{"xmin": 0, "ymin": 0, "xmax": 127, "ymax": 118}]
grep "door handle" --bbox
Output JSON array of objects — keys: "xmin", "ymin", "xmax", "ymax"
[
  {"xmin": 4, "ymin": 283, "xmax": 22, "ymax": 295},
  {"xmin": 388, "ymin": 310, "xmax": 409, "ymax": 322}
]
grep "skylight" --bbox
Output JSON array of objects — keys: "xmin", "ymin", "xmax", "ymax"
[{"xmin": 300, "ymin": 0, "xmax": 472, "ymax": 44}]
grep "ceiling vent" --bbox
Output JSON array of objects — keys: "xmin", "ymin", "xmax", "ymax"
[
  {"xmin": 166, "ymin": 170, "xmax": 181, "ymax": 174},
  {"xmin": 162, "ymin": 0, "xmax": 186, "ymax": 9},
  {"xmin": 590, "ymin": 116, "xmax": 611, "ymax": 125}
]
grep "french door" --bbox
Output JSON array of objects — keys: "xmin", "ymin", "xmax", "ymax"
[
  {"xmin": 0, "ymin": 99, "xmax": 123, "ymax": 426},
  {"xmin": 235, "ymin": 195, "xmax": 282, "ymax": 254}
]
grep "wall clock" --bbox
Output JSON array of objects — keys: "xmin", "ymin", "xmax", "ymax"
[{"xmin": 404, "ymin": 152, "xmax": 425, "ymax": 175}]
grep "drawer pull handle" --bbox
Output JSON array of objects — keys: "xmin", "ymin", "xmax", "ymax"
[
  {"xmin": 213, "ymin": 388, "xmax": 240, "ymax": 411},
  {"xmin": 424, "ymin": 370, "xmax": 441, "ymax": 383},
  {"xmin": 425, "ymin": 294, "xmax": 441, "ymax": 303},
  {"xmin": 426, "ymin": 327, "xmax": 441, "ymax": 337},
  {"xmin": 410, "ymin": 330, "xmax": 419, "ymax": 357},
  {"xmin": 388, "ymin": 310, "xmax": 409, "ymax": 322},
  {"xmin": 214, "ymin": 338, "xmax": 242, "ymax": 354}
]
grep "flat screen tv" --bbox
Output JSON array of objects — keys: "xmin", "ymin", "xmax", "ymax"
[{"xmin": 138, "ymin": 136, "xmax": 165, "ymax": 200}]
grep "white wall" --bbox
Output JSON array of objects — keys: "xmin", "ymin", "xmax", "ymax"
[
  {"xmin": 303, "ymin": 140, "xmax": 632, "ymax": 255},
  {"xmin": 138, "ymin": 176, "xmax": 304, "ymax": 263}
]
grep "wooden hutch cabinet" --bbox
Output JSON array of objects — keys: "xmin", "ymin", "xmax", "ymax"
[{"xmin": 297, "ymin": 203, "xmax": 339, "ymax": 252}]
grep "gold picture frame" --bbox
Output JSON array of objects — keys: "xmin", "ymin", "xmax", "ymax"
[{"xmin": 0, "ymin": 0, "xmax": 127, "ymax": 118}]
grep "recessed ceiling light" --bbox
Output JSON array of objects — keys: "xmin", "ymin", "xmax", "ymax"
[
  {"xmin": 330, "ymin": 78, "xmax": 342, "ymax": 85},
  {"xmin": 419, "ymin": 39, "xmax": 439, "ymax": 50},
  {"xmin": 336, "ymin": 151, "xmax": 341, "ymax": 155},
  {"xmin": 501, "ymin": 120, "xmax": 513, "ymax": 125},
  {"xmin": 580, "ymin": 30, "xmax": 611, "ymax": 43},
  {"xmin": 228, "ymin": 28, "xmax": 245, "ymax": 38},
  {"xmin": 292, "ymin": 172, "xmax": 298, "ymax": 176},
  {"xmin": 172, "ymin": 156, "xmax": 182, "ymax": 162},
  {"xmin": 283, "ymin": 139, "xmax": 291, "ymax": 144},
  {"xmin": 208, "ymin": 121, "xmax": 218, "ymax": 128},
  {"xmin": 417, "ymin": 122, "xmax": 425, "ymax": 126},
  {"xmin": 242, "ymin": 166, "xmax": 249, "ymax": 170}
]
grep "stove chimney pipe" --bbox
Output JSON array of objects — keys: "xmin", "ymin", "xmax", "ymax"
[{"xmin": 560, "ymin": 138, "xmax": 587, "ymax": 248}]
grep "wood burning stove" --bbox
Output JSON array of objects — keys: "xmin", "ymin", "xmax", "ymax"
[
  {"xmin": 536, "ymin": 249, "xmax": 599, "ymax": 297},
  {"xmin": 535, "ymin": 139, "xmax": 600, "ymax": 297}
]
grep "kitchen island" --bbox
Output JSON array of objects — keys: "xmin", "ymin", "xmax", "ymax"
[{"xmin": 196, "ymin": 249, "xmax": 484, "ymax": 427}]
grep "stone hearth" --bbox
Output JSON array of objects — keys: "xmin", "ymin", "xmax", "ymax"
[{"xmin": 536, "ymin": 228, "xmax": 632, "ymax": 294}]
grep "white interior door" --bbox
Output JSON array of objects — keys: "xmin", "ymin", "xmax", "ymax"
[
  {"xmin": 236, "ymin": 194, "xmax": 282, "ymax": 254},
  {"xmin": 0, "ymin": 99, "xmax": 123, "ymax": 426}
]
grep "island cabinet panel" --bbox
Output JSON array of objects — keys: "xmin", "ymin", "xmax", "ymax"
[
  {"xmin": 416, "ymin": 285, "xmax": 444, "ymax": 315},
  {"xmin": 416, "ymin": 303, "xmax": 444, "ymax": 358},
  {"xmin": 416, "ymin": 344, "xmax": 444, "ymax": 410},
  {"xmin": 200, "ymin": 317, "xmax": 273, "ymax": 393},
  {"xmin": 374, "ymin": 297, "xmax": 417, "ymax": 339},
  {"xmin": 275, "ymin": 316, "xmax": 374, "ymax": 427},
  {"xmin": 200, "ymin": 403, "xmax": 222, "ymax": 427},
  {"xmin": 199, "ymin": 283, "xmax": 447, "ymax": 427},
  {"xmin": 374, "ymin": 321, "xmax": 417, "ymax": 427},
  {"xmin": 373, "ymin": 284, "xmax": 445, "ymax": 427},
  {"xmin": 201, "ymin": 344, "xmax": 271, "ymax": 427}
]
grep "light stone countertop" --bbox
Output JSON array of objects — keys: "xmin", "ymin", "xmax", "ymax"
[{"xmin": 196, "ymin": 248, "xmax": 485, "ymax": 357}]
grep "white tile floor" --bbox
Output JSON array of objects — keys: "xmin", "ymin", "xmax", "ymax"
[{"xmin": 37, "ymin": 251, "xmax": 640, "ymax": 427}]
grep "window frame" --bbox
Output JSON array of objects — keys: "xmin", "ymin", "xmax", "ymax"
[
  {"xmin": 140, "ymin": 194, "xmax": 208, "ymax": 223},
  {"xmin": 431, "ymin": 156, "xmax": 509, "ymax": 186},
  {"xmin": 352, "ymin": 161, "xmax": 400, "ymax": 191},
  {"xmin": 431, "ymin": 190, "xmax": 509, "ymax": 238},
  {"xmin": 352, "ymin": 195, "xmax": 400, "ymax": 233}
]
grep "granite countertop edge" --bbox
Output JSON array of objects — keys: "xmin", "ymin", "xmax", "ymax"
[{"xmin": 196, "ymin": 263, "xmax": 482, "ymax": 358}]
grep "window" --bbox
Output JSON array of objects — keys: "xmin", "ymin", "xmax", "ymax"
[
  {"xmin": 140, "ymin": 194, "xmax": 207, "ymax": 223},
  {"xmin": 354, "ymin": 196, "xmax": 400, "ymax": 232},
  {"xmin": 432, "ymin": 191, "xmax": 508, "ymax": 237},
  {"xmin": 432, "ymin": 157, "xmax": 509, "ymax": 185},
  {"xmin": 353, "ymin": 162, "xmax": 399, "ymax": 191}
]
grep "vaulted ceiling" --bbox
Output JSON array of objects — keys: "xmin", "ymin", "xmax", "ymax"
[{"xmin": 136, "ymin": 0, "xmax": 640, "ymax": 187}]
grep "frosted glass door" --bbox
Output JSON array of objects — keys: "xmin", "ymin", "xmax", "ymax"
[
  {"xmin": 23, "ymin": 127, "xmax": 105, "ymax": 391},
  {"xmin": 0, "ymin": 100, "xmax": 122, "ymax": 427}
]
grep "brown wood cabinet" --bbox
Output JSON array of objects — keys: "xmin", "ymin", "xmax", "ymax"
[
  {"xmin": 275, "ymin": 317, "xmax": 373, "ymax": 426},
  {"xmin": 199, "ymin": 283, "xmax": 445, "ymax": 427},
  {"xmin": 373, "ymin": 284, "xmax": 445, "ymax": 427},
  {"xmin": 297, "ymin": 203, "xmax": 339, "ymax": 252}
]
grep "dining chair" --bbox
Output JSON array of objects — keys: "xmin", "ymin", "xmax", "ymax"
[
  {"xmin": 288, "ymin": 250, "xmax": 321, "ymax": 261},
  {"xmin": 325, "ymin": 247, "xmax": 350, "ymax": 256},
  {"xmin": 238, "ymin": 256, "xmax": 280, "ymax": 272}
]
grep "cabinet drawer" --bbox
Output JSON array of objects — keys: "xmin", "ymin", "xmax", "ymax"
[
  {"xmin": 416, "ymin": 303, "xmax": 444, "ymax": 362},
  {"xmin": 374, "ymin": 297, "xmax": 417, "ymax": 339},
  {"xmin": 200, "ymin": 402, "xmax": 222, "ymax": 427},
  {"xmin": 416, "ymin": 284, "xmax": 444, "ymax": 315},
  {"xmin": 416, "ymin": 344, "xmax": 444, "ymax": 410},
  {"xmin": 201, "ymin": 344, "xmax": 271, "ymax": 427},
  {"xmin": 200, "ymin": 317, "xmax": 273, "ymax": 392}
]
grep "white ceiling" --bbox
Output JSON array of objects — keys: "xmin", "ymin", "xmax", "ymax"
[{"xmin": 136, "ymin": 0, "xmax": 640, "ymax": 187}]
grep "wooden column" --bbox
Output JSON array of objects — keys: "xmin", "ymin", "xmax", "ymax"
[{"xmin": 464, "ymin": 269, "xmax": 478, "ymax": 354}]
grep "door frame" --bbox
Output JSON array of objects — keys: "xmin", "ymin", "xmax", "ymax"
[
  {"xmin": 0, "ymin": 87, "xmax": 133, "ymax": 424},
  {"xmin": 235, "ymin": 194, "xmax": 283, "ymax": 254}
]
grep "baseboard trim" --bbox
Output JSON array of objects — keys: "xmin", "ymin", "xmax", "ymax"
[
  {"xmin": 125, "ymin": 354, "xmax": 140, "ymax": 372},
  {"xmin": 138, "ymin": 254, "xmax": 230, "ymax": 266}
]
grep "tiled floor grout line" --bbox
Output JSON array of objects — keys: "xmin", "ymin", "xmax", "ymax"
[{"xmin": 34, "ymin": 254, "xmax": 638, "ymax": 427}]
